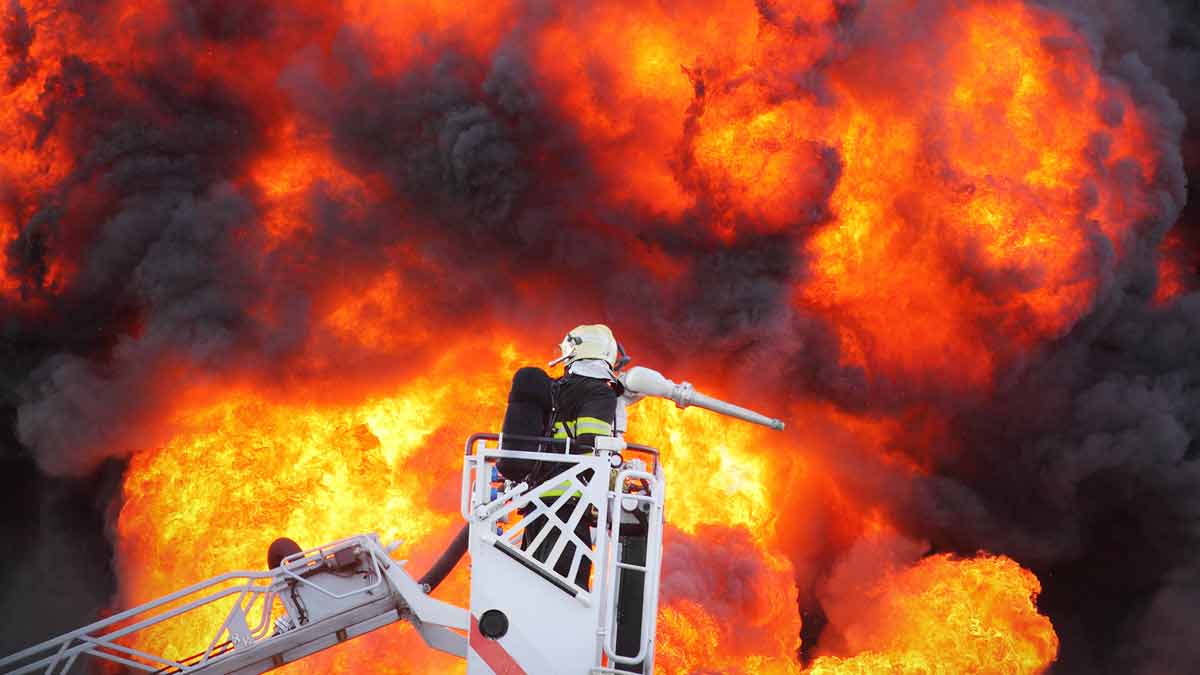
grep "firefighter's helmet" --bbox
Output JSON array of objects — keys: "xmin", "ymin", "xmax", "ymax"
[{"xmin": 550, "ymin": 324, "xmax": 629, "ymax": 370}]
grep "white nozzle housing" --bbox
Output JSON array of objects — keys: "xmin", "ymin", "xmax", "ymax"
[{"xmin": 620, "ymin": 367, "xmax": 786, "ymax": 431}]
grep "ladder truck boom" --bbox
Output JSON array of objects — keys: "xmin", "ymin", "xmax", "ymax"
[{"xmin": 0, "ymin": 532, "xmax": 468, "ymax": 675}]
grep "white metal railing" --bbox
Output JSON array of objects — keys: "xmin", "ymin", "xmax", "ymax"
[
  {"xmin": 600, "ymin": 466, "xmax": 665, "ymax": 670},
  {"xmin": 0, "ymin": 535, "xmax": 390, "ymax": 675},
  {"xmin": 277, "ymin": 536, "xmax": 388, "ymax": 600},
  {"xmin": 463, "ymin": 435, "xmax": 609, "ymax": 605}
]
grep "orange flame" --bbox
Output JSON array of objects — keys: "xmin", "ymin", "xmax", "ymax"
[
  {"xmin": 799, "ymin": 2, "xmax": 1157, "ymax": 389},
  {"xmin": 808, "ymin": 553, "xmax": 1058, "ymax": 674}
]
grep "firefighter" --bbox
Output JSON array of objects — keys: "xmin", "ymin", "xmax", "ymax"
[{"xmin": 512, "ymin": 324, "xmax": 627, "ymax": 589}]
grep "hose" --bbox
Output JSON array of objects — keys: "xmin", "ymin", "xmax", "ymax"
[{"xmin": 417, "ymin": 524, "xmax": 470, "ymax": 592}]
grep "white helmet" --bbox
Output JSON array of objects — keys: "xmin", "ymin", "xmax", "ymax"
[{"xmin": 549, "ymin": 324, "xmax": 627, "ymax": 370}]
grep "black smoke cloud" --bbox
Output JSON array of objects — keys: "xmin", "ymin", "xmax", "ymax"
[
  {"xmin": 2, "ymin": 4, "xmax": 272, "ymax": 647},
  {"xmin": 0, "ymin": 1, "xmax": 1197, "ymax": 672},
  {"xmin": 9, "ymin": 52, "xmax": 264, "ymax": 476},
  {"xmin": 925, "ymin": 293, "xmax": 1200, "ymax": 674},
  {"xmin": 660, "ymin": 524, "xmax": 796, "ymax": 658}
]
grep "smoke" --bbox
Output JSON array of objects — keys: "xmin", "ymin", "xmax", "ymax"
[
  {"xmin": 661, "ymin": 524, "xmax": 793, "ymax": 640},
  {"xmin": 903, "ymin": 291, "xmax": 1200, "ymax": 674},
  {"xmin": 813, "ymin": 530, "xmax": 927, "ymax": 656},
  {"xmin": 8, "ymin": 48, "xmax": 264, "ymax": 475},
  {"xmin": 0, "ymin": 0, "xmax": 1197, "ymax": 671},
  {"xmin": 0, "ymin": 459, "xmax": 121, "ymax": 655}
]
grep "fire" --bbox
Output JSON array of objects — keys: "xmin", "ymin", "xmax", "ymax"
[
  {"xmin": 808, "ymin": 554, "xmax": 1058, "ymax": 674},
  {"xmin": 799, "ymin": 2, "xmax": 1158, "ymax": 389},
  {"xmin": 249, "ymin": 120, "xmax": 368, "ymax": 244},
  {"xmin": 658, "ymin": 598, "xmax": 801, "ymax": 675},
  {"xmin": 116, "ymin": 339, "xmax": 531, "ymax": 672},
  {"xmin": 656, "ymin": 523, "xmax": 804, "ymax": 674},
  {"xmin": 633, "ymin": 397, "xmax": 783, "ymax": 535},
  {"xmin": 1155, "ymin": 232, "xmax": 1193, "ymax": 305},
  {"xmin": 0, "ymin": 1, "xmax": 81, "ymax": 298},
  {"xmin": 514, "ymin": 0, "xmax": 1160, "ymax": 392},
  {"xmin": 6, "ymin": 0, "xmax": 1184, "ymax": 670}
]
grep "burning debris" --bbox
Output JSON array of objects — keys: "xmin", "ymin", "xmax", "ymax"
[{"xmin": 1, "ymin": 0, "xmax": 1198, "ymax": 673}]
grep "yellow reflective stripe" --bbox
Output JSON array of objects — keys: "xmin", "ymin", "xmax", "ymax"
[
  {"xmin": 552, "ymin": 418, "xmax": 612, "ymax": 439},
  {"xmin": 543, "ymin": 487, "xmax": 583, "ymax": 498},
  {"xmin": 574, "ymin": 416, "xmax": 612, "ymax": 435},
  {"xmin": 542, "ymin": 476, "xmax": 580, "ymax": 495}
]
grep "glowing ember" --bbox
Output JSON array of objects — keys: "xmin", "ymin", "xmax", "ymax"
[{"xmin": 1155, "ymin": 233, "xmax": 1193, "ymax": 305}]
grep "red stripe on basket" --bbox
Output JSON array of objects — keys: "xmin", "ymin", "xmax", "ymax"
[{"xmin": 470, "ymin": 613, "xmax": 528, "ymax": 675}]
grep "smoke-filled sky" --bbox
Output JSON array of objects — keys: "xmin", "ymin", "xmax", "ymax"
[{"xmin": 1, "ymin": 1, "xmax": 1199, "ymax": 673}]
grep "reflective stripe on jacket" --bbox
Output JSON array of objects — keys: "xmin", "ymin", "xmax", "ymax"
[{"xmin": 552, "ymin": 416, "xmax": 614, "ymax": 439}]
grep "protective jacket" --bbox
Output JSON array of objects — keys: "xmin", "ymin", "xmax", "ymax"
[{"xmin": 533, "ymin": 368, "xmax": 618, "ymax": 497}]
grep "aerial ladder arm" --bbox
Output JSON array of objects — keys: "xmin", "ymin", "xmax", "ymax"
[{"xmin": 0, "ymin": 533, "xmax": 467, "ymax": 675}]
